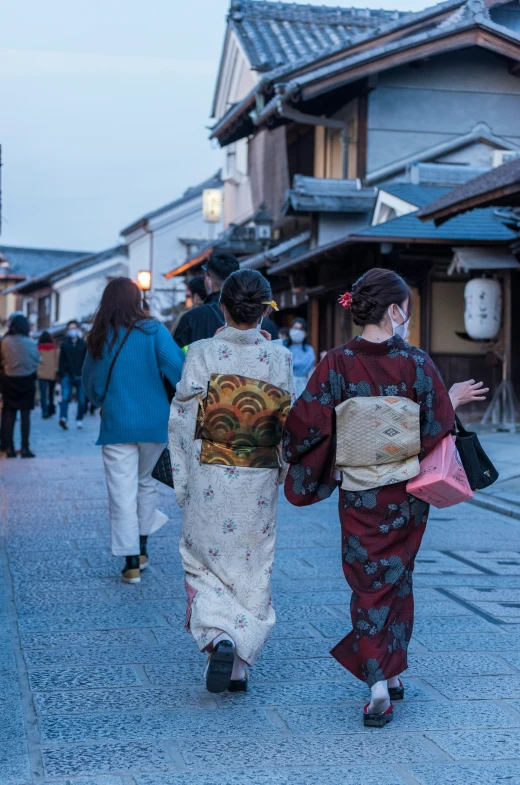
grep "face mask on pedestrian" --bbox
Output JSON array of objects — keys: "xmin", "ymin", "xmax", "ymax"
[
  {"xmin": 289, "ymin": 327, "xmax": 306, "ymax": 344},
  {"xmin": 388, "ymin": 305, "xmax": 409, "ymax": 340},
  {"xmin": 205, "ymin": 276, "xmax": 213, "ymax": 296},
  {"xmin": 67, "ymin": 328, "xmax": 80, "ymax": 339}
]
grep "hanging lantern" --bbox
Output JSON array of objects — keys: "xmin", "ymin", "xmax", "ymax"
[{"xmin": 464, "ymin": 277, "xmax": 502, "ymax": 341}]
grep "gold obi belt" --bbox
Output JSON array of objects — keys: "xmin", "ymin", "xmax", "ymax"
[
  {"xmin": 335, "ymin": 395, "xmax": 421, "ymax": 491},
  {"xmin": 197, "ymin": 373, "xmax": 291, "ymax": 469}
]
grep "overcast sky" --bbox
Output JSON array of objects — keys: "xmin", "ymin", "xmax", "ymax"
[{"xmin": 0, "ymin": 0, "xmax": 432, "ymax": 251}]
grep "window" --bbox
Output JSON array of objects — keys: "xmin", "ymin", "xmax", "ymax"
[{"xmin": 38, "ymin": 295, "xmax": 51, "ymax": 329}]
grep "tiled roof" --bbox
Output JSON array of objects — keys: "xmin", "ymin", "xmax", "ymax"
[
  {"xmin": 228, "ymin": 0, "xmax": 406, "ymax": 72},
  {"xmin": 354, "ymin": 206, "xmax": 516, "ymax": 242},
  {"xmin": 380, "ymin": 184, "xmax": 452, "ymax": 208},
  {"xmin": 121, "ymin": 171, "xmax": 222, "ymax": 236},
  {"xmin": 418, "ymin": 157, "xmax": 520, "ymax": 221},
  {"xmin": 284, "ymin": 175, "xmax": 376, "ymax": 214},
  {"xmin": 0, "ymin": 245, "xmax": 93, "ymax": 279},
  {"xmin": 3, "ymin": 246, "xmax": 128, "ymax": 295}
]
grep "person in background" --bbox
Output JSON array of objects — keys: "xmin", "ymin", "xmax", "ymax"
[
  {"xmin": 0, "ymin": 314, "xmax": 40, "ymax": 458},
  {"xmin": 58, "ymin": 320, "xmax": 87, "ymax": 430},
  {"xmin": 169, "ymin": 269, "xmax": 294, "ymax": 694},
  {"xmin": 186, "ymin": 276, "xmax": 207, "ymax": 308},
  {"xmin": 286, "ymin": 317, "xmax": 316, "ymax": 397},
  {"xmin": 83, "ymin": 277, "xmax": 184, "ymax": 584},
  {"xmin": 278, "ymin": 326, "xmax": 290, "ymax": 344},
  {"xmin": 37, "ymin": 331, "xmax": 59, "ymax": 418},
  {"xmin": 173, "ymin": 253, "xmax": 239, "ymax": 351}
]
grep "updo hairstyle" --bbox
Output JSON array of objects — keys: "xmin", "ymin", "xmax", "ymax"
[
  {"xmin": 350, "ymin": 268, "xmax": 412, "ymax": 327},
  {"xmin": 220, "ymin": 269, "xmax": 272, "ymax": 325}
]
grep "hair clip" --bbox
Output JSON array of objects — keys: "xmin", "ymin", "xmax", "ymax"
[
  {"xmin": 338, "ymin": 292, "xmax": 352, "ymax": 310},
  {"xmin": 262, "ymin": 300, "xmax": 279, "ymax": 311}
]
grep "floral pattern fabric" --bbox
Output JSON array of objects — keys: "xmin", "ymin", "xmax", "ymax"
[
  {"xmin": 168, "ymin": 327, "xmax": 294, "ymax": 665},
  {"xmin": 282, "ymin": 335, "xmax": 454, "ymax": 684}
]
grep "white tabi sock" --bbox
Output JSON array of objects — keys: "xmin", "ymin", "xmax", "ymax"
[
  {"xmin": 387, "ymin": 675, "xmax": 401, "ymax": 689},
  {"xmin": 231, "ymin": 654, "xmax": 246, "ymax": 680},
  {"xmin": 368, "ymin": 679, "xmax": 390, "ymax": 713}
]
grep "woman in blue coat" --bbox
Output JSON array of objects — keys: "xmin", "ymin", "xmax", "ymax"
[{"xmin": 83, "ymin": 278, "xmax": 184, "ymax": 583}]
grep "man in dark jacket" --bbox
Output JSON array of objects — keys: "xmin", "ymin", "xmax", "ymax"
[
  {"xmin": 58, "ymin": 320, "xmax": 87, "ymax": 430},
  {"xmin": 173, "ymin": 253, "xmax": 239, "ymax": 351},
  {"xmin": 174, "ymin": 253, "xmax": 278, "ymax": 350}
]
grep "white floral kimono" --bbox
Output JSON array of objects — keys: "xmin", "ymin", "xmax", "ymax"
[{"xmin": 168, "ymin": 327, "xmax": 294, "ymax": 665}]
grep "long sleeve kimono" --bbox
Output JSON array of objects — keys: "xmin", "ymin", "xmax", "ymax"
[
  {"xmin": 282, "ymin": 335, "xmax": 455, "ymax": 685},
  {"xmin": 168, "ymin": 327, "xmax": 294, "ymax": 665}
]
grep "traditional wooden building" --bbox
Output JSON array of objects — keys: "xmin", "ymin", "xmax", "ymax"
[{"xmin": 208, "ymin": 0, "xmax": 520, "ymax": 417}]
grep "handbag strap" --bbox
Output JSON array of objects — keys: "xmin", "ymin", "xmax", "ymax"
[
  {"xmin": 454, "ymin": 414, "xmax": 471, "ymax": 436},
  {"xmin": 102, "ymin": 325, "xmax": 133, "ymax": 401}
]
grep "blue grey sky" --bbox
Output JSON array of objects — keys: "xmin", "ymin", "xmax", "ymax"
[{"xmin": 0, "ymin": 0, "xmax": 431, "ymax": 251}]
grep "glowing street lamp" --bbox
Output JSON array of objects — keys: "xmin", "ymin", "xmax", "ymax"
[{"xmin": 137, "ymin": 270, "xmax": 152, "ymax": 291}]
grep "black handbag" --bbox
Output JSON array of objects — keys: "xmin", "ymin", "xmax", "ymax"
[
  {"xmin": 454, "ymin": 415, "xmax": 499, "ymax": 491},
  {"xmin": 152, "ymin": 447, "xmax": 174, "ymax": 489}
]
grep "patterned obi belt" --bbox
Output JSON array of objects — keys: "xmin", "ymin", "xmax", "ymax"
[
  {"xmin": 335, "ymin": 395, "xmax": 421, "ymax": 491},
  {"xmin": 197, "ymin": 373, "xmax": 291, "ymax": 469}
]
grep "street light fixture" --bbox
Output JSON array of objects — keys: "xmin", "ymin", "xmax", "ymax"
[{"xmin": 137, "ymin": 270, "xmax": 152, "ymax": 291}]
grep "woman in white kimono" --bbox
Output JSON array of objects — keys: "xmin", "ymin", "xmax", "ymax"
[{"xmin": 169, "ymin": 269, "xmax": 294, "ymax": 693}]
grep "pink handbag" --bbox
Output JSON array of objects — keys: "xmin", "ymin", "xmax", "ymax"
[{"xmin": 406, "ymin": 434, "xmax": 473, "ymax": 508}]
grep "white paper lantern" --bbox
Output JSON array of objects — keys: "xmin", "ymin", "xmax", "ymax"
[{"xmin": 464, "ymin": 277, "xmax": 502, "ymax": 340}]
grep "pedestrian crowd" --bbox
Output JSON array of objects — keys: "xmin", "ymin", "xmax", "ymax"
[{"xmin": 0, "ymin": 258, "xmax": 492, "ymax": 726}]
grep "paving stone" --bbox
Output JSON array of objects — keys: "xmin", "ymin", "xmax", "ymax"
[
  {"xmin": 431, "ymin": 675, "xmax": 520, "ymax": 700},
  {"xmin": 412, "ymin": 616, "xmax": 501, "ymax": 635},
  {"xmin": 426, "ymin": 729, "xmax": 520, "ymax": 760},
  {"xmin": 20, "ymin": 629, "xmax": 150, "ymax": 649},
  {"xmin": 280, "ymin": 700, "xmax": 519, "ymax": 735},
  {"xmin": 135, "ymin": 767, "xmax": 406, "ymax": 785},
  {"xmin": 48, "ymin": 779, "xmax": 123, "ymax": 785},
  {"xmin": 17, "ymin": 604, "xmax": 165, "ymax": 632},
  {"xmin": 24, "ymin": 643, "xmax": 199, "ymax": 668},
  {"xmin": 40, "ymin": 707, "xmax": 276, "ymax": 743},
  {"xmin": 0, "ymin": 671, "xmax": 25, "ymax": 742},
  {"xmin": 450, "ymin": 588, "xmax": 520, "ymax": 603},
  {"xmin": 259, "ymin": 638, "xmax": 332, "ymax": 658},
  {"xmin": 415, "ymin": 632, "xmax": 520, "ymax": 651},
  {"xmin": 179, "ymin": 733, "xmax": 435, "ymax": 767},
  {"xmin": 28, "ymin": 666, "xmax": 142, "ymax": 692},
  {"xmin": 404, "ymin": 653, "xmax": 515, "ymax": 677},
  {"xmin": 0, "ymin": 740, "xmax": 31, "ymax": 784},
  {"xmin": 34, "ymin": 686, "xmax": 213, "ymax": 716},
  {"xmin": 0, "ymin": 643, "xmax": 16, "ymax": 670},
  {"xmin": 409, "ymin": 763, "xmax": 520, "ymax": 785},
  {"xmin": 42, "ymin": 742, "xmax": 172, "ymax": 776},
  {"xmin": 213, "ymin": 679, "xmax": 432, "ymax": 708}
]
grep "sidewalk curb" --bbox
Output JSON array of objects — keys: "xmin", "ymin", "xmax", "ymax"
[{"xmin": 468, "ymin": 494, "xmax": 520, "ymax": 521}]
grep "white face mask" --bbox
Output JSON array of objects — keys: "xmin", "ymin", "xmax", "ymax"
[
  {"xmin": 388, "ymin": 305, "xmax": 409, "ymax": 340},
  {"xmin": 290, "ymin": 328, "xmax": 306, "ymax": 344}
]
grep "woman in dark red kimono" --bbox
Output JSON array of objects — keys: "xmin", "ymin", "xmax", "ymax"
[{"xmin": 282, "ymin": 269, "xmax": 478, "ymax": 727}]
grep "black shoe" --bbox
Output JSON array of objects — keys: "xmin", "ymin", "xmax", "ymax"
[
  {"xmin": 228, "ymin": 674, "xmax": 249, "ymax": 693},
  {"xmin": 389, "ymin": 679, "xmax": 405, "ymax": 701},
  {"xmin": 139, "ymin": 535, "xmax": 149, "ymax": 571},
  {"xmin": 21, "ymin": 448, "xmax": 36, "ymax": 458},
  {"xmin": 122, "ymin": 555, "xmax": 141, "ymax": 584},
  {"xmin": 6, "ymin": 447, "xmax": 17, "ymax": 458},
  {"xmin": 59, "ymin": 418, "xmax": 68, "ymax": 430},
  {"xmin": 206, "ymin": 640, "xmax": 234, "ymax": 694}
]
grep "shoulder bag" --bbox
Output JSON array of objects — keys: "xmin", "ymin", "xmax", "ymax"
[{"xmin": 454, "ymin": 415, "xmax": 499, "ymax": 491}]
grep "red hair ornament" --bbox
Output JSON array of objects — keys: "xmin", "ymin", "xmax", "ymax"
[{"xmin": 338, "ymin": 292, "xmax": 352, "ymax": 310}]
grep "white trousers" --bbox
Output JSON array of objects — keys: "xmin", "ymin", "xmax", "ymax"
[{"xmin": 102, "ymin": 442, "xmax": 168, "ymax": 556}]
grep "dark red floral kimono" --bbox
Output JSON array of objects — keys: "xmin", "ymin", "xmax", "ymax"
[{"xmin": 282, "ymin": 335, "xmax": 455, "ymax": 686}]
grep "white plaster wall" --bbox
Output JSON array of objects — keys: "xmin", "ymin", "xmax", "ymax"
[{"xmin": 53, "ymin": 255, "xmax": 129, "ymax": 326}]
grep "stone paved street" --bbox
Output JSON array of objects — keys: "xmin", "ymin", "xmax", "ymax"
[{"xmin": 2, "ymin": 411, "xmax": 520, "ymax": 784}]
